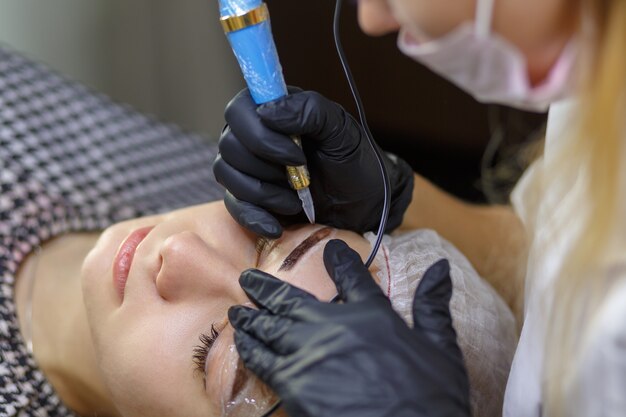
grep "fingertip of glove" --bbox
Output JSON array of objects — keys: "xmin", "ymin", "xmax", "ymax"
[
  {"xmin": 323, "ymin": 239, "xmax": 364, "ymax": 277},
  {"xmin": 223, "ymin": 195, "xmax": 284, "ymax": 239},
  {"xmin": 228, "ymin": 305, "xmax": 240, "ymax": 323},
  {"xmin": 417, "ymin": 259, "xmax": 452, "ymax": 296},
  {"xmin": 323, "ymin": 239, "xmax": 357, "ymax": 262},
  {"xmin": 236, "ymin": 87, "xmax": 251, "ymax": 96},
  {"xmin": 240, "ymin": 268, "xmax": 278, "ymax": 288},
  {"xmin": 324, "ymin": 239, "xmax": 349, "ymax": 253},
  {"xmin": 228, "ymin": 305, "xmax": 253, "ymax": 327},
  {"xmin": 225, "ymin": 88, "xmax": 255, "ymax": 117},
  {"xmin": 250, "ymin": 221, "xmax": 283, "ymax": 240},
  {"xmin": 232, "ymin": 328, "xmax": 253, "ymax": 357},
  {"xmin": 239, "ymin": 268, "xmax": 259, "ymax": 287},
  {"xmin": 257, "ymin": 98, "xmax": 286, "ymax": 118},
  {"xmin": 262, "ymin": 227, "xmax": 283, "ymax": 240},
  {"xmin": 256, "ymin": 94, "xmax": 302, "ymax": 124},
  {"xmin": 430, "ymin": 258, "xmax": 450, "ymax": 275}
]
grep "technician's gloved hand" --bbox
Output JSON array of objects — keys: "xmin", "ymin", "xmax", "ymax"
[
  {"xmin": 229, "ymin": 239, "xmax": 471, "ymax": 417},
  {"xmin": 213, "ymin": 88, "xmax": 414, "ymax": 238}
]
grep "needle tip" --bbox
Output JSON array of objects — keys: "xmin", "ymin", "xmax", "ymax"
[{"xmin": 297, "ymin": 188, "xmax": 315, "ymax": 224}]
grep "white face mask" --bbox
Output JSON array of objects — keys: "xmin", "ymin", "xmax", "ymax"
[{"xmin": 396, "ymin": 0, "xmax": 577, "ymax": 112}]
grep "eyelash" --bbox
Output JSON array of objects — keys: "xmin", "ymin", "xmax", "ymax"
[{"xmin": 193, "ymin": 324, "xmax": 220, "ymax": 382}]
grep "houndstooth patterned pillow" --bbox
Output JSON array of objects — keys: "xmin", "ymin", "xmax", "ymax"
[{"xmin": 0, "ymin": 44, "xmax": 224, "ymax": 416}]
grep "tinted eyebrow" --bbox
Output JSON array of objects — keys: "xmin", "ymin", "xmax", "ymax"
[{"xmin": 278, "ymin": 227, "xmax": 332, "ymax": 272}]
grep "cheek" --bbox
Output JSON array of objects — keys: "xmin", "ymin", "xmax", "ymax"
[{"xmin": 91, "ymin": 306, "xmax": 214, "ymax": 417}]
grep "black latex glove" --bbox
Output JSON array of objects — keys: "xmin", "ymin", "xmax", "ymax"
[
  {"xmin": 229, "ymin": 239, "xmax": 471, "ymax": 417},
  {"xmin": 213, "ymin": 88, "xmax": 414, "ymax": 238}
]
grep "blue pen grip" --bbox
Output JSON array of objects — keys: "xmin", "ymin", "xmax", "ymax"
[{"xmin": 226, "ymin": 19, "xmax": 287, "ymax": 105}]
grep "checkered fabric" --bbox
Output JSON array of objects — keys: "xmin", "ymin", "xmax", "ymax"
[{"xmin": 0, "ymin": 45, "xmax": 224, "ymax": 416}]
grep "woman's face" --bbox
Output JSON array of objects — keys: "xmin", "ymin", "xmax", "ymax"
[
  {"xmin": 81, "ymin": 201, "xmax": 372, "ymax": 417},
  {"xmin": 357, "ymin": 0, "xmax": 573, "ymax": 38},
  {"xmin": 356, "ymin": 0, "xmax": 577, "ymax": 83}
]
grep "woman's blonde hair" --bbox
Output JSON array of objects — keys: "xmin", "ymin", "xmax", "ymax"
[{"xmin": 536, "ymin": 0, "xmax": 626, "ymax": 414}]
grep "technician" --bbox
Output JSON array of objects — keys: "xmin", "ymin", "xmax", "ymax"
[{"xmin": 213, "ymin": 0, "xmax": 626, "ymax": 416}]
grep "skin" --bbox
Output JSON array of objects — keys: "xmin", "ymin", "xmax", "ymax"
[
  {"xmin": 15, "ymin": 201, "xmax": 373, "ymax": 417},
  {"xmin": 357, "ymin": 0, "xmax": 579, "ymax": 85}
]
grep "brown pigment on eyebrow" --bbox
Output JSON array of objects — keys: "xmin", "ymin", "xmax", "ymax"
[{"xmin": 278, "ymin": 227, "xmax": 332, "ymax": 272}]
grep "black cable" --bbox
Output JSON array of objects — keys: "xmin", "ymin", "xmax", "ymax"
[
  {"xmin": 333, "ymin": 0, "xmax": 391, "ymax": 268},
  {"xmin": 259, "ymin": 0, "xmax": 391, "ymax": 414}
]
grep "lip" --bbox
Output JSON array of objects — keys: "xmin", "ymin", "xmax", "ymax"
[{"xmin": 112, "ymin": 226, "xmax": 154, "ymax": 301}]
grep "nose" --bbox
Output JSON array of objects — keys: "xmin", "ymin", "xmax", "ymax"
[
  {"xmin": 155, "ymin": 231, "xmax": 246, "ymax": 303},
  {"xmin": 357, "ymin": 0, "xmax": 401, "ymax": 36}
]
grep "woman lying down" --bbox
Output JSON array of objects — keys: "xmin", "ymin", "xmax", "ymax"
[
  {"xmin": 8, "ymin": 201, "xmax": 518, "ymax": 417},
  {"xmin": 0, "ymin": 45, "xmax": 516, "ymax": 417}
]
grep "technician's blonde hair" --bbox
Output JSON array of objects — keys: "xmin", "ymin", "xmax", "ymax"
[{"xmin": 537, "ymin": 0, "xmax": 626, "ymax": 414}]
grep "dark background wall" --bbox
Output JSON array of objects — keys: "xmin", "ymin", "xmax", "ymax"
[{"xmin": 268, "ymin": 0, "xmax": 547, "ymax": 203}]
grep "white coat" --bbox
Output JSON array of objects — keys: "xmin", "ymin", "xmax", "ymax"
[{"xmin": 504, "ymin": 101, "xmax": 626, "ymax": 416}]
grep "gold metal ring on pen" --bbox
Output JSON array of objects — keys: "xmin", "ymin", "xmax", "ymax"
[
  {"xmin": 220, "ymin": 3, "xmax": 269, "ymax": 33},
  {"xmin": 286, "ymin": 165, "xmax": 311, "ymax": 190},
  {"xmin": 286, "ymin": 136, "xmax": 311, "ymax": 190}
]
